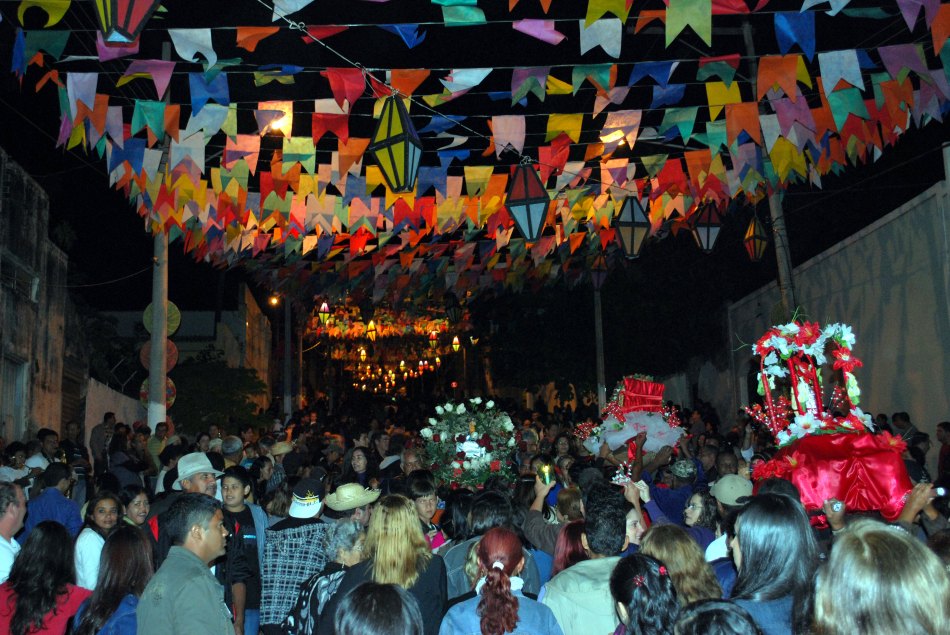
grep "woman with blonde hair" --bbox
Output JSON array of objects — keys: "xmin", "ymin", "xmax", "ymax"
[
  {"xmin": 320, "ymin": 495, "xmax": 446, "ymax": 635},
  {"xmin": 640, "ymin": 524, "xmax": 722, "ymax": 606},
  {"xmin": 813, "ymin": 519, "xmax": 950, "ymax": 635}
]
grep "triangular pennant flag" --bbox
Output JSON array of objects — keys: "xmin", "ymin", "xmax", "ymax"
[{"xmin": 667, "ymin": 0, "xmax": 712, "ymax": 46}]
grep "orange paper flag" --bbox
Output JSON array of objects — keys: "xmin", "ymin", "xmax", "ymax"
[
  {"xmin": 391, "ymin": 69, "xmax": 430, "ymax": 97},
  {"xmin": 236, "ymin": 26, "xmax": 279, "ymax": 52},
  {"xmin": 338, "ymin": 138, "xmax": 369, "ymax": 175},
  {"xmin": 726, "ymin": 102, "xmax": 761, "ymax": 146},
  {"xmin": 933, "ymin": 3, "xmax": 950, "ymax": 54}
]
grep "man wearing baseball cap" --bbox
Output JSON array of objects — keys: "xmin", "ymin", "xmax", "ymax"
[
  {"xmin": 707, "ymin": 474, "xmax": 752, "ymax": 562},
  {"xmin": 260, "ymin": 473, "xmax": 332, "ymax": 635}
]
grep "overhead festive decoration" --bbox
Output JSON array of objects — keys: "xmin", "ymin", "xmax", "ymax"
[
  {"xmin": 614, "ymin": 196, "xmax": 650, "ymax": 258},
  {"xmin": 506, "ymin": 160, "xmax": 551, "ymax": 242},
  {"xmin": 743, "ymin": 216, "xmax": 769, "ymax": 262},
  {"xmin": 93, "ymin": 0, "xmax": 163, "ymax": 44},
  {"xmin": 368, "ymin": 94, "xmax": 423, "ymax": 192},
  {"xmin": 7, "ymin": 0, "xmax": 950, "ymax": 306}
]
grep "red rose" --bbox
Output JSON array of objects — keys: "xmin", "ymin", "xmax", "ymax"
[
  {"xmin": 456, "ymin": 451, "xmax": 466, "ymax": 460},
  {"xmin": 490, "ymin": 460, "xmax": 501, "ymax": 472},
  {"xmin": 456, "ymin": 434, "xmax": 467, "ymax": 443},
  {"xmin": 453, "ymin": 468, "xmax": 463, "ymax": 477},
  {"xmin": 432, "ymin": 433, "xmax": 441, "ymax": 443}
]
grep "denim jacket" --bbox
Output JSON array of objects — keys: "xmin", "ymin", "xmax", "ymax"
[
  {"xmin": 73, "ymin": 593, "xmax": 138, "ymax": 635},
  {"xmin": 439, "ymin": 588, "xmax": 563, "ymax": 635}
]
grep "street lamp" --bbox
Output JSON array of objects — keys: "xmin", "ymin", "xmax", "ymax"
[
  {"xmin": 359, "ymin": 347, "xmax": 367, "ymax": 362},
  {"xmin": 366, "ymin": 320, "xmax": 377, "ymax": 342}
]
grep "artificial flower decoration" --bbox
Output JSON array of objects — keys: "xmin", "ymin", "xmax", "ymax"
[{"xmin": 420, "ymin": 398, "xmax": 516, "ymax": 488}]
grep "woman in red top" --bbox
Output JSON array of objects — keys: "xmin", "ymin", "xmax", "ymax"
[{"xmin": 0, "ymin": 520, "xmax": 90, "ymax": 635}]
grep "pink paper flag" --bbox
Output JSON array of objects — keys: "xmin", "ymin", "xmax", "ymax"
[
  {"xmin": 96, "ymin": 32, "xmax": 139, "ymax": 62},
  {"xmin": 491, "ymin": 115, "xmax": 526, "ymax": 158},
  {"xmin": 118, "ymin": 60, "xmax": 176, "ymax": 100},
  {"xmin": 512, "ymin": 19, "xmax": 566, "ymax": 45}
]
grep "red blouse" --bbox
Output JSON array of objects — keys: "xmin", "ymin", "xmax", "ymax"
[{"xmin": 0, "ymin": 582, "xmax": 91, "ymax": 634}]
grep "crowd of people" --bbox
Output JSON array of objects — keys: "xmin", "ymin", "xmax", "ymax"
[{"xmin": 0, "ymin": 400, "xmax": 947, "ymax": 635}]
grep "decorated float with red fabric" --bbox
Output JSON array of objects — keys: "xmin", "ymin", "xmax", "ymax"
[
  {"xmin": 746, "ymin": 320, "xmax": 913, "ymax": 521},
  {"xmin": 577, "ymin": 375, "xmax": 685, "ymax": 456}
]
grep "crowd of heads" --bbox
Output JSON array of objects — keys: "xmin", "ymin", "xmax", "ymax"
[{"xmin": 0, "ymin": 396, "xmax": 946, "ymax": 635}]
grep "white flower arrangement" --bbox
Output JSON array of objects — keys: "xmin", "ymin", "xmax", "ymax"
[{"xmin": 420, "ymin": 398, "xmax": 516, "ymax": 488}]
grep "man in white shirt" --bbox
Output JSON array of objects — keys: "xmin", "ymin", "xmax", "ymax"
[{"xmin": 0, "ymin": 482, "xmax": 26, "ymax": 582}]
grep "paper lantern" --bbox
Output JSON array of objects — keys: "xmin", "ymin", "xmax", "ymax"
[
  {"xmin": 452, "ymin": 336, "xmax": 460, "ymax": 352},
  {"xmin": 744, "ymin": 216, "xmax": 769, "ymax": 262},
  {"xmin": 366, "ymin": 320, "xmax": 377, "ymax": 342},
  {"xmin": 318, "ymin": 302, "xmax": 330, "ymax": 325},
  {"xmin": 94, "ymin": 0, "xmax": 161, "ymax": 44},
  {"xmin": 368, "ymin": 95, "xmax": 423, "ymax": 192},
  {"xmin": 506, "ymin": 162, "xmax": 550, "ymax": 242},
  {"xmin": 615, "ymin": 197, "xmax": 650, "ymax": 258},
  {"xmin": 435, "ymin": 356, "xmax": 442, "ymax": 368},
  {"xmin": 690, "ymin": 203, "xmax": 723, "ymax": 253},
  {"xmin": 428, "ymin": 330, "xmax": 438, "ymax": 349},
  {"xmin": 360, "ymin": 347, "xmax": 367, "ymax": 362}
]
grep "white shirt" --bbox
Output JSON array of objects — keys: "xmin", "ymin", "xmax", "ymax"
[
  {"xmin": 24, "ymin": 453, "xmax": 49, "ymax": 471},
  {"xmin": 705, "ymin": 532, "xmax": 729, "ymax": 562},
  {"xmin": 0, "ymin": 535, "xmax": 20, "ymax": 583},
  {"xmin": 0, "ymin": 466, "xmax": 28, "ymax": 483},
  {"xmin": 75, "ymin": 527, "xmax": 106, "ymax": 590}
]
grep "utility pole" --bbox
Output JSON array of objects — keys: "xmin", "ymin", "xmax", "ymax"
[{"xmin": 147, "ymin": 42, "xmax": 171, "ymax": 430}]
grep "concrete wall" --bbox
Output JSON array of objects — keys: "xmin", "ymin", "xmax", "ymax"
[
  {"xmin": 675, "ymin": 176, "xmax": 950, "ymax": 472},
  {"xmin": 0, "ymin": 147, "xmax": 68, "ymax": 440}
]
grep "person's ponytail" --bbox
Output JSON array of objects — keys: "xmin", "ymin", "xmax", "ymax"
[{"xmin": 476, "ymin": 531, "xmax": 522, "ymax": 635}]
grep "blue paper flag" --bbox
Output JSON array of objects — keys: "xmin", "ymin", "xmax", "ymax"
[
  {"xmin": 109, "ymin": 138, "xmax": 146, "ymax": 175},
  {"xmin": 189, "ymin": 72, "xmax": 229, "ymax": 114},
  {"xmin": 419, "ymin": 115, "xmax": 467, "ymax": 134},
  {"xmin": 651, "ymin": 84, "xmax": 686, "ymax": 108},
  {"xmin": 438, "ymin": 149, "xmax": 470, "ymax": 169},
  {"xmin": 378, "ymin": 24, "xmax": 427, "ymax": 49},
  {"xmin": 628, "ymin": 61, "xmax": 678, "ymax": 87},
  {"xmin": 774, "ymin": 12, "xmax": 815, "ymax": 61},
  {"xmin": 11, "ymin": 29, "xmax": 26, "ymax": 78}
]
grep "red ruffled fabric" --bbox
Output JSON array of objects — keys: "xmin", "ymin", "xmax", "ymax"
[
  {"xmin": 621, "ymin": 377, "xmax": 665, "ymax": 413},
  {"xmin": 754, "ymin": 432, "xmax": 912, "ymax": 521}
]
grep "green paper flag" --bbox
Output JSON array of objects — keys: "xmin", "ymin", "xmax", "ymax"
[
  {"xmin": 666, "ymin": 0, "xmax": 712, "ymax": 47},
  {"xmin": 641, "ymin": 154, "xmax": 669, "ymax": 177},
  {"xmin": 827, "ymin": 87, "xmax": 870, "ymax": 132},
  {"xmin": 131, "ymin": 100, "xmax": 165, "ymax": 138},
  {"xmin": 660, "ymin": 107, "xmax": 700, "ymax": 143},
  {"xmin": 572, "ymin": 64, "xmax": 613, "ymax": 94},
  {"xmin": 441, "ymin": 6, "xmax": 486, "ymax": 26}
]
